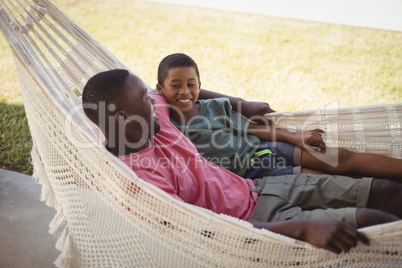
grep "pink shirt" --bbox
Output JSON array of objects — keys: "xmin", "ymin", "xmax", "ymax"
[{"xmin": 119, "ymin": 93, "xmax": 257, "ymax": 220}]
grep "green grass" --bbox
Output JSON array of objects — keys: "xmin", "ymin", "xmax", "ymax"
[
  {"xmin": 1, "ymin": 0, "xmax": 402, "ymax": 174},
  {"xmin": 0, "ymin": 102, "xmax": 32, "ymax": 174}
]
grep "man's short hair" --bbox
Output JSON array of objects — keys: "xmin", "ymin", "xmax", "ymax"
[
  {"xmin": 82, "ymin": 69, "xmax": 129, "ymax": 123},
  {"xmin": 157, "ymin": 53, "xmax": 200, "ymax": 86}
]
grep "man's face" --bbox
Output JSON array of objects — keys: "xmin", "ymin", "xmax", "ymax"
[{"xmin": 118, "ymin": 74, "xmax": 160, "ymax": 148}]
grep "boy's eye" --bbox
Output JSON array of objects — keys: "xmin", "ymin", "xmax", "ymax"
[
  {"xmin": 171, "ymin": 84, "xmax": 180, "ymax": 88},
  {"xmin": 188, "ymin": 84, "xmax": 195, "ymax": 87}
]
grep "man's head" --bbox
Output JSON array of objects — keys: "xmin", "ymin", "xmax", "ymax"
[
  {"xmin": 82, "ymin": 69, "xmax": 160, "ymax": 154},
  {"xmin": 156, "ymin": 53, "xmax": 201, "ymax": 115}
]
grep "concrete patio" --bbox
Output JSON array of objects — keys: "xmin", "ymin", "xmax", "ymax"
[{"xmin": 0, "ymin": 168, "xmax": 59, "ymax": 268}]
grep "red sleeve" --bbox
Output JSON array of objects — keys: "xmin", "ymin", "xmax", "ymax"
[{"xmin": 150, "ymin": 92, "xmax": 169, "ymax": 119}]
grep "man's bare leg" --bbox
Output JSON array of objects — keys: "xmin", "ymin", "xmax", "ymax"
[{"xmin": 356, "ymin": 208, "xmax": 399, "ymax": 228}]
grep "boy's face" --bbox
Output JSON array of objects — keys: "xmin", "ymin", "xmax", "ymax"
[
  {"xmin": 118, "ymin": 74, "xmax": 160, "ymax": 146},
  {"xmin": 157, "ymin": 67, "xmax": 201, "ymax": 114}
]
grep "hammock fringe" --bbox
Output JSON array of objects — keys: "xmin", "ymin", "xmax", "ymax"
[
  {"xmin": 31, "ymin": 144, "xmax": 59, "ymax": 208},
  {"xmin": 54, "ymin": 228, "xmax": 73, "ymax": 268}
]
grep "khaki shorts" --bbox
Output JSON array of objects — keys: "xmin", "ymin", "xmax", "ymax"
[{"xmin": 250, "ymin": 174, "xmax": 373, "ymax": 228}]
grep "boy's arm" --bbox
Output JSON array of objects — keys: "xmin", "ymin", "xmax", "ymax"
[
  {"xmin": 198, "ymin": 89, "xmax": 275, "ymax": 120},
  {"xmin": 247, "ymin": 123, "xmax": 326, "ymax": 152},
  {"xmin": 251, "ymin": 219, "xmax": 370, "ymax": 254}
]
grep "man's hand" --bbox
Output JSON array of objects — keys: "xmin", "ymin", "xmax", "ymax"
[
  {"xmin": 251, "ymin": 219, "xmax": 370, "ymax": 254},
  {"xmin": 300, "ymin": 220, "xmax": 370, "ymax": 254}
]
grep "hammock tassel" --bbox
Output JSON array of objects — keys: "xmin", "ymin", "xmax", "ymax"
[
  {"xmin": 31, "ymin": 146, "xmax": 59, "ymax": 209},
  {"xmin": 55, "ymin": 226, "xmax": 72, "ymax": 252},
  {"xmin": 54, "ymin": 226, "xmax": 74, "ymax": 268},
  {"xmin": 49, "ymin": 208, "xmax": 74, "ymax": 267},
  {"xmin": 49, "ymin": 208, "xmax": 65, "ymax": 235}
]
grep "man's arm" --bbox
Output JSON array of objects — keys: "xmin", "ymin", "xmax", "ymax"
[
  {"xmin": 198, "ymin": 89, "xmax": 275, "ymax": 119},
  {"xmin": 251, "ymin": 219, "xmax": 370, "ymax": 254}
]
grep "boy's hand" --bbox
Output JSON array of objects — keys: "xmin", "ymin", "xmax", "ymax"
[
  {"xmin": 301, "ymin": 220, "xmax": 370, "ymax": 254},
  {"xmin": 293, "ymin": 129, "xmax": 326, "ymax": 152}
]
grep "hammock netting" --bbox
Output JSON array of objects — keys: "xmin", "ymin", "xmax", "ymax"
[{"xmin": 1, "ymin": 0, "xmax": 402, "ymax": 267}]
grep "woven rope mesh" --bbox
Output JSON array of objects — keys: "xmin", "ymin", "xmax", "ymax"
[{"xmin": 1, "ymin": 0, "xmax": 402, "ymax": 267}]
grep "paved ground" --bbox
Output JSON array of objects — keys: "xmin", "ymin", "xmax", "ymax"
[
  {"xmin": 0, "ymin": 168, "xmax": 58, "ymax": 268},
  {"xmin": 149, "ymin": 0, "xmax": 402, "ymax": 32}
]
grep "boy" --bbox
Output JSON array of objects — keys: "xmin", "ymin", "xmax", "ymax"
[
  {"xmin": 156, "ymin": 53, "xmax": 402, "ymax": 182},
  {"xmin": 82, "ymin": 69, "xmax": 402, "ymax": 254}
]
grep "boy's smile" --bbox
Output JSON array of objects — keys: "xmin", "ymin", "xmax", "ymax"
[{"xmin": 157, "ymin": 67, "xmax": 201, "ymax": 122}]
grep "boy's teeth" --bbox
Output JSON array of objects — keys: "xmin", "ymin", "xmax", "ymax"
[{"xmin": 179, "ymin": 99, "xmax": 190, "ymax": 103}]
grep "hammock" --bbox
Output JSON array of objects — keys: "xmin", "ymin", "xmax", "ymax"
[{"xmin": 1, "ymin": 0, "xmax": 402, "ymax": 267}]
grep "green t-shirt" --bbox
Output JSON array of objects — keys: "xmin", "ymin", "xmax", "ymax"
[{"xmin": 170, "ymin": 98, "xmax": 260, "ymax": 176}]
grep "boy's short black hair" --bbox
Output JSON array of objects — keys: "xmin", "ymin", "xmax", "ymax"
[
  {"xmin": 82, "ymin": 69, "xmax": 129, "ymax": 124},
  {"xmin": 157, "ymin": 53, "xmax": 200, "ymax": 86}
]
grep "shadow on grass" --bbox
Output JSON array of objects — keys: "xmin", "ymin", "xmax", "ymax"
[{"xmin": 0, "ymin": 101, "xmax": 33, "ymax": 175}]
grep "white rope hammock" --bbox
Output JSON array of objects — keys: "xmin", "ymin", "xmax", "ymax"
[{"xmin": 1, "ymin": 0, "xmax": 402, "ymax": 267}]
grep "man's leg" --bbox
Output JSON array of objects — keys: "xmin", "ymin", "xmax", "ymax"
[
  {"xmin": 367, "ymin": 179, "xmax": 402, "ymax": 218},
  {"xmin": 250, "ymin": 174, "xmax": 400, "ymax": 228},
  {"xmin": 356, "ymin": 208, "xmax": 399, "ymax": 228}
]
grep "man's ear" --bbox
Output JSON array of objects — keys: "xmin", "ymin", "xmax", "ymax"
[
  {"xmin": 156, "ymin": 83, "xmax": 164, "ymax": 94},
  {"xmin": 115, "ymin": 111, "xmax": 127, "ymax": 124}
]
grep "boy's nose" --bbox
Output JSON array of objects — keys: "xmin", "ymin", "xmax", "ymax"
[{"xmin": 179, "ymin": 86, "xmax": 190, "ymax": 95}]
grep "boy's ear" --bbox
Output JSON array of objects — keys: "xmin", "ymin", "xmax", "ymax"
[
  {"xmin": 156, "ymin": 83, "xmax": 164, "ymax": 94},
  {"xmin": 115, "ymin": 111, "xmax": 127, "ymax": 124}
]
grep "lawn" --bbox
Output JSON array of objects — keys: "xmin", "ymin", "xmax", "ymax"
[{"xmin": 1, "ymin": 0, "xmax": 402, "ymax": 174}]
